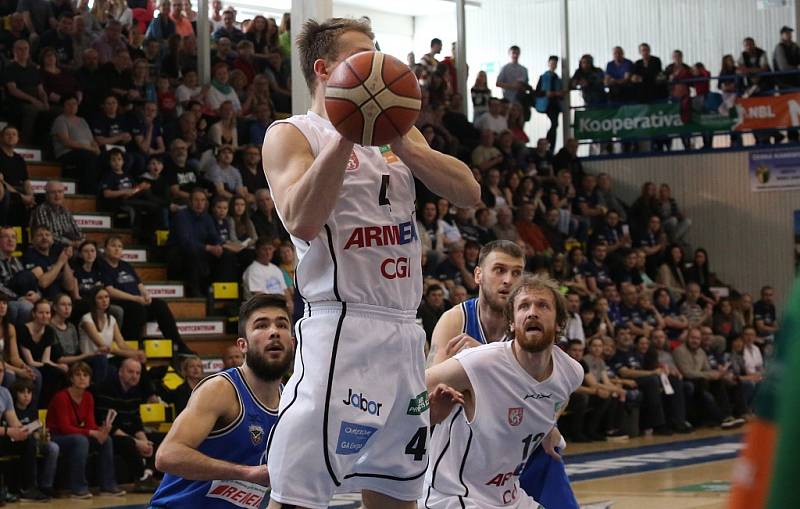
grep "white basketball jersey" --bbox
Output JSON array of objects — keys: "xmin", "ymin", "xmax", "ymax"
[
  {"xmin": 265, "ymin": 111, "xmax": 422, "ymax": 311},
  {"xmin": 424, "ymin": 342, "xmax": 583, "ymax": 508}
]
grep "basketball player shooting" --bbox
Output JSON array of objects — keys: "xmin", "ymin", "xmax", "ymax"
[
  {"xmin": 423, "ymin": 274, "xmax": 584, "ymax": 508},
  {"xmin": 150, "ymin": 295, "xmax": 294, "ymax": 508},
  {"xmin": 261, "ymin": 17, "xmax": 480, "ymax": 509}
]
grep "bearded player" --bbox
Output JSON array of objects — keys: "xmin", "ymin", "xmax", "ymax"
[
  {"xmin": 424, "ymin": 274, "xmax": 584, "ymax": 508},
  {"xmin": 150, "ymin": 294, "xmax": 293, "ymax": 508},
  {"xmin": 261, "ymin": 18, "xmax": 480, "ymax": 509}
]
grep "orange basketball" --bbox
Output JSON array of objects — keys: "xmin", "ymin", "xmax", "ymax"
[{"xmin": 325, "ymin": 51, "xmax": 421, "ymax": 146}]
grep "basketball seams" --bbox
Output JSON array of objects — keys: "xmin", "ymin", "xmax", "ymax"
[{"xmin": 326, "ymin": 51, "xmax": 420, "ymax": 145}]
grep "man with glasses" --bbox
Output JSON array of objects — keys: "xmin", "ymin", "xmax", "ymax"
[{"xmin": 30, "ymin": 180, "xmax": 84, "ymax": 248}]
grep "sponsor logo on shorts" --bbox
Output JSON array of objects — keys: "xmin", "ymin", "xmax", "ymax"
[
  {"xmin": 508, "ymin": 407, "xmax": 524, "ymax": 426},
  {"xmin": 343, "ymin": 388, "xmax": 383, "ymax": 415},
  {"xmin": 336, "ymin": 421, "xmax": 377, "ymax": 455},
  {"xmin": 407, "ymin": 391, "xmax": 429, "ymax": 415}
]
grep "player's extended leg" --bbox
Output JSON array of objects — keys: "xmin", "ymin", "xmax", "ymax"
[{"xmin": 361, "ymin": 490, "xmax": 418, "ymax": 509}]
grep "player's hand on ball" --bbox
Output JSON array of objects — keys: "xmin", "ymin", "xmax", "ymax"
[
  {"xmin": 429, "ymin": 383, "xmax": 464, "ymax": 425},
  {"xmin": 445, "ymin": 334, "xmax": 482, "ymax": 358},
  {"xmin": 242, "ymin": 464, "xmax": 270, "ymax": 487},
  {"xmin": 543, "ymin": 427, "xmax": 565, "ymax": 462}
]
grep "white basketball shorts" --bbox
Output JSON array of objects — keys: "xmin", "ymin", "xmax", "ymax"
[{"xmin": 266, "ymin": 301, "xmax": 429, "ymax": 509}]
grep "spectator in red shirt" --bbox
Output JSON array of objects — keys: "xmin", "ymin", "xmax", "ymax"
[
  {"xmin": 47, "ymin": 362, "xmax": 125, "ymax": 498},
  {"xmin": 515, "ymin": 202, "xmax": 552, "ymax": 259}
]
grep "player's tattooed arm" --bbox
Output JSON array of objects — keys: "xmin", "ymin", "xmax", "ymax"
[{"xmin": 427, "ymin": 306, "xmax": 469, "ymax": 368}]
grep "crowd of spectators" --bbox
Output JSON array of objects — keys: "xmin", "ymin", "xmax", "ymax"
[{"xmin": 0, "ymin": 2, "xmax": 783, "ymax": 499}]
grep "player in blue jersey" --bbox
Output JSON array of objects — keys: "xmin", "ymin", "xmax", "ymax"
[
  {"xmin": 149, "ymin": 294, "xmax": 294, "ymax": 509},
  {"xmin": 427, "ymin": 240, "xmax": 525, "ymax": 366}
]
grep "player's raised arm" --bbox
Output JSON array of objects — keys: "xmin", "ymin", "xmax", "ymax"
[
  {"xmin": 155, "ymin": 376, "xmax": 268, "ymax": 485},
  {"xmin": 262, "ymin": 124, "xmax": 354, "ymax": 242},
  {"xmin": 392, "ymin": 126, "xmax": 481, "ymax": 209}
]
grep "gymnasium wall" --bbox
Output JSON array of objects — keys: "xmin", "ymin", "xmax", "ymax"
[
  {"xmin": 412, "ymin": 0, "xmax": 796, "ymax": 144},
  {"xmin": 586, "ymin": 150, "xmax": 797, "ymax": 309}
]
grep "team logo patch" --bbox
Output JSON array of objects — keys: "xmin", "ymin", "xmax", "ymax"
[
  {"xmin": 346, "ymin": 151, "xmax": 360, "ymax": 171},
  {"xmin": 248, "ymin": 424, "xmax": 264, "ymax": 446},
  {"xmin": 407, "ymin": 391, "xmax": 429, "ymax": 415},
  {"xmin": 508, "ymin": 407, "xmax": 524, "ymax": 426}
]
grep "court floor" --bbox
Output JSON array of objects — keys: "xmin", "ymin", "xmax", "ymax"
[{"xmin": 17, "ymin": 428, "xmax": 742, "ymax": 509}]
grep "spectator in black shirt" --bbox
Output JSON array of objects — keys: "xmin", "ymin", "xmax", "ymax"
[
  {"xmin": 100, "ymin": 236, "xmax": 193, "ymax": 355},
  {"xmin": 610, "ymin": 326, "xmax": 670, "ymax": 435},
  {"xmin": 21, "ymin": 225, "xmax": 77, "ymax": 301},
  {"xmin": 593, "ymin": 210, "xmax": 631, "ymax": 262},
  {"xmin": 628, "ymin": 181, "xmax": 658, "ymax": 235},
  {"xmin": 99, "ymin": 148, "xmax": 165, "ymax": 241},
  {"xmin": 99, "ymin": 48, "xmax": 135, "ymax": 105},
  {"xmin": 251, "ymin": 189, "xmax": 288, "ymax": 242},
  {"xmin": 552, "ymin": 138, "xmax": 585, "ymax": 184},
  {"xmin": 530, "ymin": 138, "xmax": 555, "ymax": 183},
  {"xmin": 237, "ymin": 145, "xmax": 267, "ymax": 205},
  {"xmin": 636, "ymin": 214, "xmax": 667, "ymax": 277},
  {"xmin": 434, "ymin": 241, "xmax": 477, "ymax": 294},
  {"xmin": 0, "ymin": 228, "xmax": 39, "ymax": 325},
  {"xmin": 212, "ymin": 8, "xmax": 244, "ymax": 43},
  {"xmin": 632, "ymin": 43, "xmax": 667, "ymax": 103},
  {"xmin": 570, "ymin": 54, "xmax": 607, "ymax": 107},
  {"xmin": 164, "ymin": 138, "xmax": 199, "ymax": 206},
  {"xmin": 0, "ymin": 13, "xmax": 31, "ymax": 60},
  {"xmin": 70, "ymin": 240, "xmax": 124, "ymax": 329},
  {"xmin": 38, "ymin": 12, "xmax": 74, "ymax": 66},
  {"xmin": 18, "ymin": 0, "xmax": 55, "ymax": 38},
  {"xmin": 417, "ymin": 284, "xmax": 447, "ymax": 344},
  {"xmin": 92, "ymin": 358, "xmax": 157, "ymax": 486},
  {"xmin": 92, "ymin": 94, "xmax": 134, "ymax": 153},
  {"xmin": 19, "ymin": 299, "xmax": 68, "ymax": 405},
  {"xmin": 541, "ymin": 207, "xmax": 566, "ymax": 254},
  {"xmin": 580, "ymin": 241, "xmax": 613, "ymax": 298},
  {"xmin": 4, "ymin": 39, "xmax": 50, "ymax": 143},
  {"xmin": 166, "ymin": 188, "xmax": 237, "ymax": 298},
  {"xmin": 161, "ymin": 355, "xmax": 202, "ymax": 416},
  {"xmin": 753, "ymin": 285, "xmax": 778, "ymax": 341},
  {"xmin": 0, "ymin": 126, "xmax": 35, "ymax": 227},
  {"xmin": 612, "ymin": 249, "xmax": 644, "ymax": 289},
  {"xmin": 75, "ymin": 48, "xmax": 103, "ymax": 116}
]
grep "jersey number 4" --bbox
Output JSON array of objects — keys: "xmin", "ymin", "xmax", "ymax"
[
  {"xmin": 378, "ymin": 174, "xmax": 391, "ymax": 206},
  {"xmin": 405, "ymin": 426, "xmax": 427, "ymax": 461}
]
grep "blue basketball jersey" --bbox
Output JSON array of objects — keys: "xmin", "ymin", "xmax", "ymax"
[
  {"xmin": 461, "ymin": 297, "xmax": 487, "ymax": 344},
  {"xmin": 150, "ymin": 368, "xmax": 278, "ymax": 509}
]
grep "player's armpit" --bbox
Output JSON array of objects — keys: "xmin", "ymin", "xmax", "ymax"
[{"xmin": 427, "ymin": 306, "xmax": 465, "ymax": 367}]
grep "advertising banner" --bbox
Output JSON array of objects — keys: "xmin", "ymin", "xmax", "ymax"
[
  {"xmin": 734, "ymin": 92, "xmax": 800, "ymax": 131},
  {"xmin": 574, "ymin": 103, "xmax": 734, "ymax": 140},
  {"xmin": 749, "ymin": 148, "xmax": 800, "ymax": 192}
]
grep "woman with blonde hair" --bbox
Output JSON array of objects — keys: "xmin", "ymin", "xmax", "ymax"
[{"xmin": 471, "ymin": 70, "xmax": 491, "ymax": 121}]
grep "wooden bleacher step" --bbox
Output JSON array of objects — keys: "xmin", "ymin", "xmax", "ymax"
[
  {"xmin": 28, "ymin": 162, "xmax": 61, "ymax": 179},
  {"xmin": 143, "ymin": 281, "xmax": 185, "ymax": 298},
  {"xmin": 166, "ymin": 298, "xmax": 207, "ymax": 319},
  {"xmin": 84, "ymin": 229, "xmax": 133, "ymax": 245},
  {"xmin": 145, "ymin": 317, "xmax": 225, "ymax": 337},
  {"xmin": 65, "ymin": 195, "xmax": 97, "ymax": 213},
  {"xmin": 185, "ymin": 335, "xmax": 239, "ymax": 357},
  {"xmin": 134, "ymin": 263, "xmax": 167, "ymax": 282}
]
